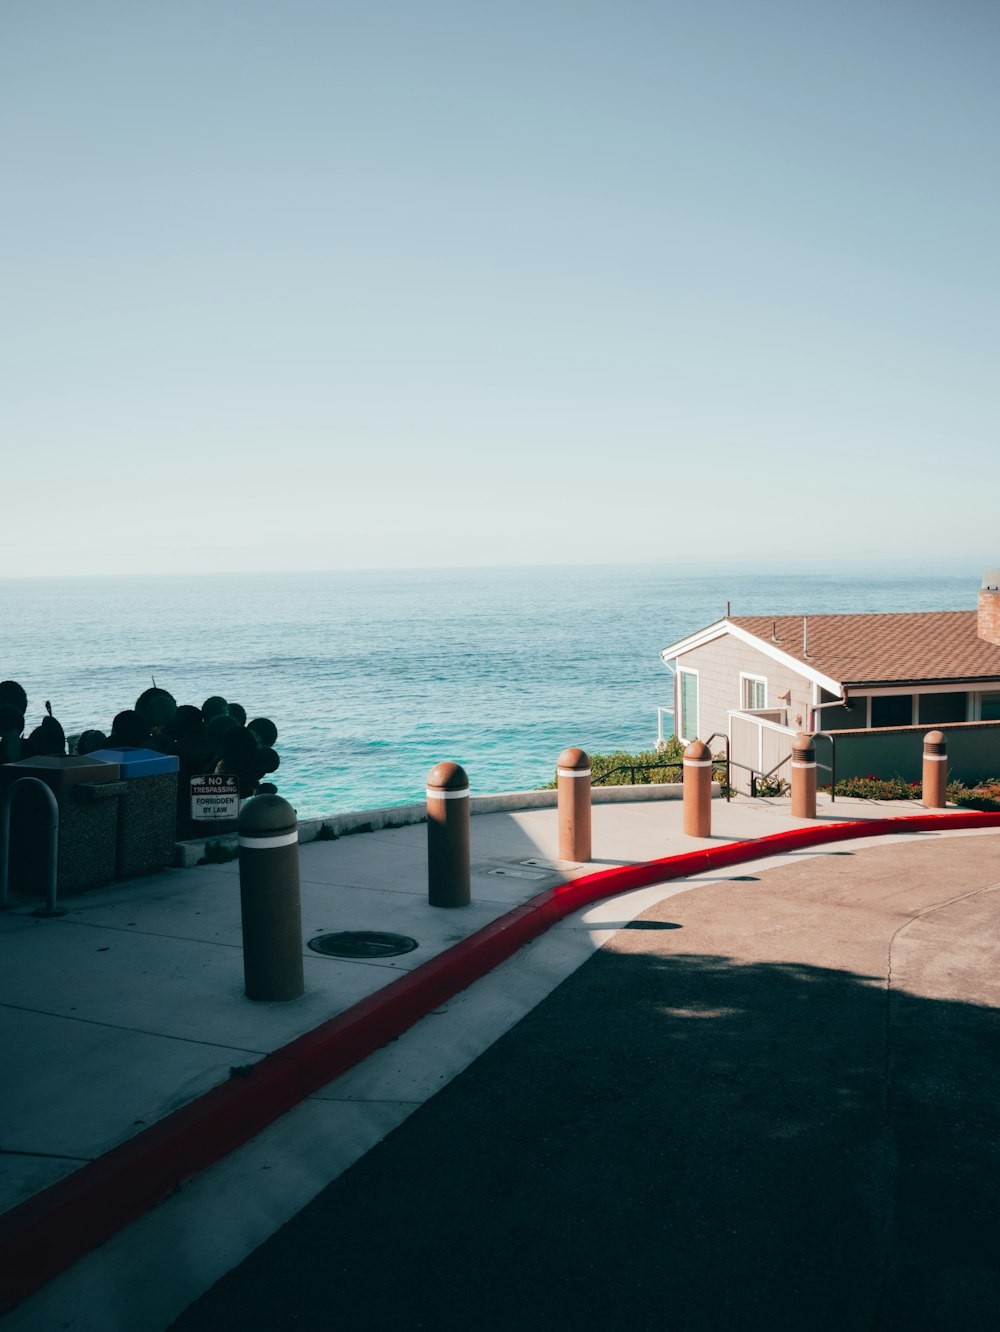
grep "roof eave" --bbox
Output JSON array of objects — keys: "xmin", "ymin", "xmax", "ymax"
[
  {"xmin": 662, "ymin": 619, "xmax": 843, "ymax": 697},
  {"xmin": 844, "ymin": 675, "xmax": 1000, "ymax": 690}
]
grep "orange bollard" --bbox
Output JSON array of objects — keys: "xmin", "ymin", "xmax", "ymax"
[
  {"xmin": 922, "ymin": 730, "xmax": 947, "ymax": 809},
  {"xmin": 557, "ymin": 747, "xmax": 592, "ymax": 863},
  {"xmin": 426, "ymin": 761, "xmax": 471, "ymax": 907},
  {"xmin": 683, "ymin": 739, "xmax": 712, "ymax": 838},
  {"xmin": 790, "ymin": 732, "xmax": 817, "ymax": 819}
]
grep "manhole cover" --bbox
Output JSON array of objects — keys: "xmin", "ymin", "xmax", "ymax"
[{"xmin": 307, "ymin": 931, "xmax": 419, "ymax": 959}]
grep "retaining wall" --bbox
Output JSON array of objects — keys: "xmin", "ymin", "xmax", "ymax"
[{"xmin": 175, "ymin": 781, "xmax": 709, "ymax": 868}]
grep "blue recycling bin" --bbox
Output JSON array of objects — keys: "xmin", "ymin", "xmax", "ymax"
[{"xmin": 89, "ymin": 747, "xmax": 180, "ymax": 879}]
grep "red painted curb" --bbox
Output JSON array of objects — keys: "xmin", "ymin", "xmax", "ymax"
[
  {"xmin": 3, "ymin": 807, "xmax": 999, "ymax": 1313},
  {"xmin": 0, "ymin": 1053, "xmax": 302, "ymax": 1310}
]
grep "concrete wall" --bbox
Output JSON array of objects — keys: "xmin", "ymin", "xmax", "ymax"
[
  {"xmin": 826, "ymin": 721, "xmax": 1000, "ymax": 786},
  {"xmin": 675, "ymin": 636, "xmax": 811, "ymax": 744},
  {"xmin": 174, "ymin": 782, "xmax": 717, "ymax": 867}
]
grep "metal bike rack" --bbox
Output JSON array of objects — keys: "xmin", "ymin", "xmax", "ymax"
[{"xmin": 0, "ymin": 777, "xmax": 66, "ymax": 917}]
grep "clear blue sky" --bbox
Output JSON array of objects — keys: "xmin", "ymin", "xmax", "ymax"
[{"xmin": 3, "ymin": 0, "xmax": 997, "ymax": 576}]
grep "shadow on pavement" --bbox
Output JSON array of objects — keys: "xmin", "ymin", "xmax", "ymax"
[{"xmin": 172, "ymin": 939, "xmax": 1000, "ymax": 1332}]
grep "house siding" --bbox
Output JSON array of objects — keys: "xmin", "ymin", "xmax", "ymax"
[{"xmin": 673, "ymin": 637, "xmax": 812, "ymax": 744}]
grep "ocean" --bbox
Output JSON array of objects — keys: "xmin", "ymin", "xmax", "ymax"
[{"xmin": 0, "ymin": 565, "xmax": 980, "ymax": 818}]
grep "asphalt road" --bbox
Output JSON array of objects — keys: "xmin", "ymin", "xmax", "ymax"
[{"xmin": 172, "ymin": 833, "xmax": 1000, "ymax": 1331}]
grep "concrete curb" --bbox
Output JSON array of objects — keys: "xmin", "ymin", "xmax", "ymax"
[{"xmin": 4, "ymin": 807, "xmax": 999, "ymax": 1313}]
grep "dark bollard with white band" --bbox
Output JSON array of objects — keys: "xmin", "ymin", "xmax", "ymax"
[
  {"xmin": 427, "ymin": 761, "xmax": 471, "ymax": 908},
  {"xmin": 683, "ymin": 739, "xmax": 712, "ymax": 838},
  {"xmin": 238, "ymin": 794, "xmax": 304, "ymax": 1001},
  {"xmin": 922, "ymin": 730, "xmax": 947, "ymax": 809},
  {"xmin": 557, "ymin": 747, "xmax": 592, "ymax": 863},
  {"xmin": 791, "ymin": 732, "xmax": 817, "ymax": 818}
]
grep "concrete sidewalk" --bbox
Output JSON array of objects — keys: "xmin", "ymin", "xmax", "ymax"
[{"xmin": 2, "ymin": 791, "xmax": 997, "ymax": 1326}]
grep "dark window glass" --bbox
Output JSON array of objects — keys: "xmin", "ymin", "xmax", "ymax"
[
  {"xmin": 871, "ymin": 694, "xmax": 913, "ymax": 728},
  {"xmin": 820, "ymin": 700, "xmax": 861, "ymax": 731},
  {"xmin": 918, "ymin": 692, "xmax": 967, "ymax": 725},
  {"xmin": 980, "ymin": 693, "xmax": 1000, "ymax": 721}
]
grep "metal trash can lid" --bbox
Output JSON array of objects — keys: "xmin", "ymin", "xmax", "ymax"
[{"xmin": 0, "ymin": 755, "xmax": 122, "ymax": 789}]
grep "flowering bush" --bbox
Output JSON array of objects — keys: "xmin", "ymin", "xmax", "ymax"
[
  {"xmin": 820, "ymin": 775, "xmax": 922, "ymax": 800},
  {"xmin": 950, "ymin": 779, "xmax": 1000, "ymax": 812}
]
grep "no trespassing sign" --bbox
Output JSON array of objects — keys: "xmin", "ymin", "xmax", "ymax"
[{"xmin": 190, "ymin": 774, "xmax": 239, "ymax": 821}]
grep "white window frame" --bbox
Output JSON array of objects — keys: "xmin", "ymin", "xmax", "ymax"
[
  {"xmin": 974, "ymin": 690, "xmax": 1000, "ymax": 722},
  {"xmin": 678, "ymin": 667, "xmax": 700, "ymax": 743},
  {"xmin": 739, "ymin": 672, "xmax": 768, "ymax": 711}
]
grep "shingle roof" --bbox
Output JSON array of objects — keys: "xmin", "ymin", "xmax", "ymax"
[{"xmin": 729, "ymin": 611, "xmax": 1000, "ymax": 687}]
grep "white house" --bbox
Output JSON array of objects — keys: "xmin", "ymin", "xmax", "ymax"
[{"xmin": 660, "ymin": 573, "xmax": 1000, "ymax": 790}]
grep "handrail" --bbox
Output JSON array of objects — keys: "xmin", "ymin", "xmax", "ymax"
[
  {"xmin": 705, "ymin": 732, "xmax": 731, "ymax": 802},
  {"xmin": 749, "ymin": 751, "xmax": 793, "ymax": 798},
  {"xmin": 812, "ymin": 730, "xmax": 837, "ymax": 802},
  {"xmin": 0, "ymin": 778, "xmax": 66, "ymax": 917},
  {"xmin": 591, "ymin": 757, "xmax": 729, "ymax": 787}
]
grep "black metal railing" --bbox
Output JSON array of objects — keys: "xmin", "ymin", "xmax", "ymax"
[
  {"xmin": 590, "ymin": 729, "xmax": 836, "ymax": 804},
  {"xmin": 590, "ymin": 761, "xmax": 706, "ymax": 785},
  {"xmin": 812, "ymin": 730, "xmax": 836, "ymax": 802}
]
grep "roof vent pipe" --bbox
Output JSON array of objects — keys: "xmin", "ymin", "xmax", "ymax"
[
  {"xmin": 802, "ymin": 615, "xmax": 810, "ymax": 659},
  {"xmin": 771, "ymin": 620, "xmax": 778, "ymax": 643}
]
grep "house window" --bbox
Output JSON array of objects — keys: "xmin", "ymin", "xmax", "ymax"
[
  {"xmin": 741, "ymin": 675, "xmax": 767, "ymax": 710},
  {"xmin": 918, "ymin": 692, "xmax": 968, "ymax": 725},
  {"xmin": 870, "ymin": 694, "xmax": 914, "ymax": 728},
  {"xmin": 980, "ymin": 693, "xmax": 1000, "ymax": 721},
  {"xmin": 679, "ymin": 669, "xmax": 699, "ymax": 741}
]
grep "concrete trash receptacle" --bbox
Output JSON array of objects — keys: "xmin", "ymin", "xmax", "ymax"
[
  {"xmin": 0, "ymin": 755, "xmax": 125, "ymax": 895},
  {"xmin": 89, "ymin": 747, "xmax": 180, "ymax": 878}
]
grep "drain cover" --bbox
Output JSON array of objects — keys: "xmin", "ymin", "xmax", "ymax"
[
  {"xmin": 307, "ymin": 931, "xmax": 419, "ymax": 959},
  {"xmin": 486, "ymin": 867, "xmax": 547, "ymax": 880}
]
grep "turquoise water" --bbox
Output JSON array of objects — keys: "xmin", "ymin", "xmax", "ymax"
[{"xmin": 0, "ymin": 565, "xmax": 979, "ymax": 817}]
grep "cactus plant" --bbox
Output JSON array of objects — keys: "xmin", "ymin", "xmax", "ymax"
[
  {"xmin": 135, "ymin": 687, "xmax": 177, "ymax": 729},
  {"xmin": 0, "ymin": 703, "xmax": 25, "ymax": 764},
  {"xmin": 201, "ymin": 696, "xmax": 228, "ymax": 722},
  {"xmin": 24, "ymin": 702, "xmax": 66, "ymax": 758},
  {"xmin": 222, "ymin": 725, "xmax": 258, "ymax": 764},
  {"xmin": 204, "ymin": 711, "xmax": 240, "ymax": 752},
  {"xmin": 0, "ymin": 681, "xmax": 27, "ymax": 716},
  {"xmin": 76, "ymin": 728, "xmax": 108, "ymax": 756},
  {"xmin": 108, "ymin": 709, "xmax": 150, "ymax": 748},
  {"xmin": 258, "ymin": 747, "xmax": 280, "ymax": 775},
  {"xmin": 248, "ymin": 717, "xmax": 278, "ymax": 749}
]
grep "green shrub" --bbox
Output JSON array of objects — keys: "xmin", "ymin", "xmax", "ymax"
[
  {"xmin": 820, "ymin": 775, "xmax": 922, "ymax": 800},
  {"xmin": 539, "ymin": 740, "xmax": 727, "ymax": 789},
  {"xmin": 199, "ymin": 839, "xmax": 238, "ymax": 864},
  {"xmin": 950, "ymin": 779, "xmax": 1000, "ymax": 812}
]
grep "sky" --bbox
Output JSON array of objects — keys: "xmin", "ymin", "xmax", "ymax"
[{"xmin": 2, "ymin": 0, "xmax": 998, "ymax": 577}]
